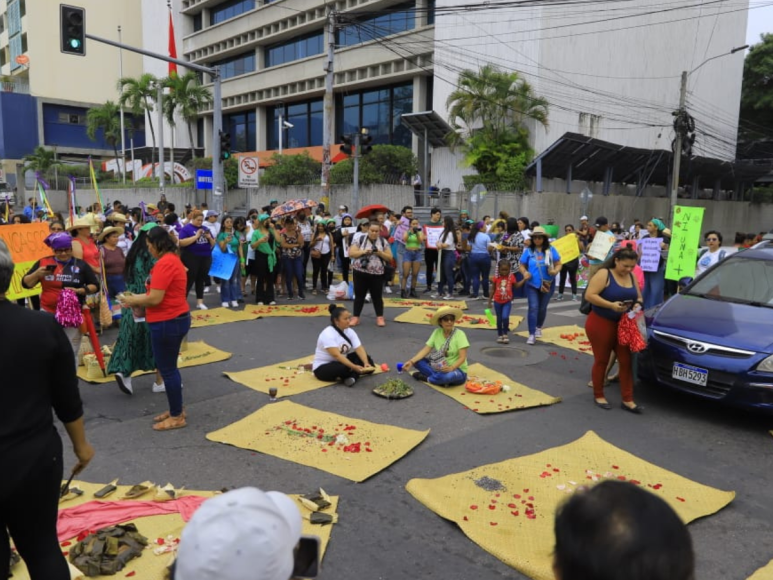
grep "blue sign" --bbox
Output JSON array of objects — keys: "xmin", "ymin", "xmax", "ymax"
[{"xmin": 195, "ymin": 169, "xmax": 213, "ymax": 190}]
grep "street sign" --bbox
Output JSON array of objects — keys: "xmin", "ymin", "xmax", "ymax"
[
  {"xmin": 195, "ymin": 169, "xmax": 213, "ymax": 190},
  {"xmin": 238, "ymin": 156, "xmax": 259, "ymax": 188}
]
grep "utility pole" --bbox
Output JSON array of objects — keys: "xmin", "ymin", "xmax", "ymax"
[
  {"xmin": 118, "ymin": 25, "xmax": 126, "ymax": 184},
  {"xmin": 353, "ymin": 132, "xmax": 360, "ymax": 210},
  {"xmin": 321, "ymin": 10, "xmax": 336, "ymax": 201},
  {"xmin": 668, "ymin": 71, "xmax": 687, "ymax": 228},
  {"xmin": 279, "ymin": 112, "xmax": 283, "ymax": 154},
  {"xmin": 157, "ymin": 81, "xmax": 165, "ymax": 190}
]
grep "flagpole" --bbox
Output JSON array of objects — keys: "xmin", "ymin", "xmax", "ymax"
[{"xmin": 118, "ymin": 25, "xmax": 126, "ymax": 185}]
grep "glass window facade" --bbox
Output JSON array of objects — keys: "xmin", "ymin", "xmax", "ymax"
[
  {"xmin": 337, "ymin": 2, "xmax": 415, "ymax": 47},
  {"xmin": 266, "ymin": 99, "xmax": 324, "ymax": 150},
  {"xmin": 213, "ymin": 51, "xmax": 256, "ymax": 80},
  {"xmin": 223, "ymin": 110, "xmax": 256, "ymax": 152},
  {"xmin": 193, "ymin": 13, "xmax": 203, "ymax": 32},
  {"xmin": 210, "ymin": 0, "xmax": 255, "ymax": 26},
  {"xmin": 336, "ymin": 83, "xmax": 413, "ymax": 148},
  {"xmin": 264, "ymin": 31, "xmax": 324, "ymax": 68},
  {"xmin": 427, "ymin": 0, "xmax": 436, "ymax": 25}
]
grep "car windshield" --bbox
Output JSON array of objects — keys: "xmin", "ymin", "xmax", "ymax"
[{"xmin": 686, "ymin": 256, "xmax": 773, "ymax": 307}]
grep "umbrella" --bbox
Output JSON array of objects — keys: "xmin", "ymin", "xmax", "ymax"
[
  {"xmin": 82, "ymin": 306, "xmax": 107, "ymax": 377},
  {"xmin": 270, "ymin": 199, "xmax": 318, "ymax": 219},
  {"xmin": 355, "ymin": 204, "xmax": 390, "ymax": 219}
]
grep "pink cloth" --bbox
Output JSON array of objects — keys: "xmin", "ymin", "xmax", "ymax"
[
  {"xmin": 633, "ymin": 265, "xmax": 645, "ymax": 291},
  {"xmin": 57, "ymin": 496, "xmax": 208, "ymax": 542}
]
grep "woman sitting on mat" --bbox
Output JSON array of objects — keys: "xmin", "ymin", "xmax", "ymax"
[
  {"xmin": 403, "ymin": 306, "xmax": 470, "ymax": 387},
  {"xmin": 312, "ymin": 305, "xmax": 376, "ymax": 387}
]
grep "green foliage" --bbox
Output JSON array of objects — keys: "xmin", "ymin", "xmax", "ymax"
[
  {"xmin": 23, "ymin": 146, "xmax": 62, "ymax": 174},
  {"xmin": 329, "ymin": 145, "xmax": 417, "ymax": 185},
  {"xmin": 86, "ymin": 101, "xmax": 132, "ymax": 165},
  {"xmin": 162, "ymin": 72, "xmax": 213, "ymax": 158},
  {"xmin": 462, "ymin": 152, "xmax": 529, "ymax": 192},
  {"xmin": 184, "ymin": 156, "xmax": 238, "ymax": 189},
  {"xmin": 260, "ymin": 152, "xmax": 321, "ymax": 186},
  {"xmin": 740, "ymin": 34, "xmax": 773, "ymax": 139},
  {"xmin": 750, "ymin": 186, "xmax": 773, "ymax": 204},
  {"xmin": 118, "ymin": 73, "xmax": 159, "ymax": 165}
]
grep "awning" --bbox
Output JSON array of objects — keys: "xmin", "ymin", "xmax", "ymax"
[
  {"xmin": 526, "ymin": 132, "xmax": 773, "ymax": 189},
  {"xmin": 400, "ymin": 111, "xmax": 454, "ymax": 148}
]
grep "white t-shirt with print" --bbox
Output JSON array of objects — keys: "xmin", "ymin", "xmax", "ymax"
[{"xmin": 313, "ymin": 326, "xmax": 361, "ymax": 370}]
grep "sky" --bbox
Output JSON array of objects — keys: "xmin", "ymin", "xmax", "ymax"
[{"xmin": 747, "ymin": 5, "xmax": 773, "ymax": 46}]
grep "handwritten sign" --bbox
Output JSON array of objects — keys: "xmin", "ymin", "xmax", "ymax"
[
  {"xmin": 424, "ymin": 225, "xmax": 444, "ymax": 250},
  {"xmin": 639, "ymin": 238, "xmax": 662, "ymax": 273},
  {"xmin": 0, "ymin": 223, "xmax": 50, "ymax": 300},
  {"xmin": 209, "ymin": 248, "xmax": 239, "ymax": 280},
  {"xmin": 666, "ymin": 206, "xmax": 705, "ymax": 280},
  {"xmin": 586, "ymin": 232, "xmax": 615, "ymax": 261},
  {"xmin": 552, "ymin": 234, "xmax": 580, "ymax": 263}
]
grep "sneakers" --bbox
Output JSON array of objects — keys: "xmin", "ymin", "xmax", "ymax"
[
  {"xmin": 572, "ymin": 294, "xmax": 579, "ymax": 302},
  {"xmin": 496, "ymin": 336, "xmax": 504, "ymax": 343},
  {"xmin": 152, "ymin": 382, "xmax": 166, "ymax": 393},
  {"xmin": 204, "ymin": 286, "xmax": 211, "ymax": 294},
  {"xmin": 115, "ymin": 372, "xmax": 133, "ymax": 395},
  {"xmin": 231, "ymin": 301, "xmax": 239, "ymax": 308},
  {"xmin": 216, "ymin": 285, "xmax": 221, "ymax": 294},
  {"xmin": 299, "ymin": 295, "xmax": 306, "ymax": 300},
  {"xmin": 197, "ymin": 303, "xmax": 208, "ymax": 310},
  {"xmin": 411, "ymin": 371, "xmax": 428, "ymax": 382},
  {"xmin": 502, "ymin": 336, "xmax": 510, "ymax": 344},
  {"xmin": 257, "ymin": 302, "xmax": 264, "ymax": 305},
  {"xmin": 365, "ymin": 293, "xmax": 371, "ymax": 303},
  {"xmin": 384, "ymin": 286, "xmax": 392, "ymax": 294},
  {"xmin": 221, "ymin": 301, "xmax": 230, "ymax": 308},
  {"xmin": 535, "ymin": 328, "xmax": 543, "ymax": 338},
  {"xmin": 526, "ymin": 335, "xmax": 536, "ymax": 345},
  {"xmin": 349, "ymin": 316, "xmax": 360, "ymax": 327},
  {"xmin": 287, "ymin": 296, "xmax": 295, "ymax": 301},
  {"xmin": 443, "ymin": 294, "xmax": 452, "ymax": 300},
  {"xmin": 376, "ymin": 316, "xmax": 386, "ymax": 327},
  {"xmin": 423, "ymin": 287, "xmax": 433, "ymax": 294},
  {"xmin": 269, "ymin": 301, "xmax": 277, "ymax": 305},
  {"xmin": 312, "ymin": 289, "xmax": 318, "ymax": 296},
  {"xmin": 555, "ymin": 294, "xmax": 564, "ymax": 301},
  {"xmin": 430, "ymin": 293, "xmax": 440, "ymax": 299},
  {"xmin": 343, "ymin": 377, "xmax": 357, "ymax": 387}
]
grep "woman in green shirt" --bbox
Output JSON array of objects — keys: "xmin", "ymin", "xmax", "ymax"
[
  {"xmin": 403, "ymin": 306, "xmax": 469, "ymax": 386},
  {"xmin": 401, "ymin": 217, "xmax": 425, "ymax": 298},
  {"xmin": 250, "ymin": 214, "xmax": 278, "ymax": 305},
  {"xmin": 216, "ymin": 216, "xmax": 242, "ymax": 308}
]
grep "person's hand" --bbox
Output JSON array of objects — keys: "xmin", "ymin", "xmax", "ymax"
[
  {"xmin": 36, "ymin": 266, "xmax": 52, "ymax": 277},
  {"xmin": 403, "ymin": 360, "xmax": 414, "ymax": 371},
  {"xmin": 352, "ymin": 365, "xmax": 367, "ymax": 373},
  {"xmin": 613, "ymin": 301, "xmax": 629, "ymax": 312},
  {"xmin": 487, "ymin": 299, "xmax": 493, "ymax": 309},
  {"xmin": 522, "ymin": 272, "xmax": 532, "ymax": 281},
  {"xmin": 71, "ymin": 442, "xmax": 95, "ymax": 475}
]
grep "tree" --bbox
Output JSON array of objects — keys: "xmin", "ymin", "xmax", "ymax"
[
  {"xmin": 445, "ymin": 64, "xmax": 548, "ymax": 184},
  {"xmin": 118, "ymin": 73, "xmax": 159, "ymax": 170},
  {"xmin": 86, "ymin": 101, "xmax": 131, "ymax": 174},
  {"xmin": 162, "ymin": 72, "xmax": 213, "ymax": 159},
  {"xmin": 261, "ymin": 152, "xmax": 321, "ymax": 186},
  {"xmin": 329, "ymin": 145, "xmax": 417, "ymax": 185},
  {"xmin": 22, "ymin": 146, "xmax": 62, "ymax": 174},
  {"xmin": 740, "ymin": 33, "xmax": 773, "ymax": 139}
]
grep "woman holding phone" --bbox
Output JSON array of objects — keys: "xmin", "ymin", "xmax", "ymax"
[
  {"xmin": 178, "ymin": 210, "xmax": 215, "ymax": 310},
  {"xmin": 216, "ymin": 215, "xmax": 242, "ymax": 308}
]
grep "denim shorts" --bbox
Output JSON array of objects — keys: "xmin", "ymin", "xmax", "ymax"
[{"xmin": 404, "ymin": 249, "xmax": 422, "ymax": 263}]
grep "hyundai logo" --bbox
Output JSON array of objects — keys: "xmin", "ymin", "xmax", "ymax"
[{"xmin": 686, "ymin": 341, "xmax": 708, "ymax": 354}]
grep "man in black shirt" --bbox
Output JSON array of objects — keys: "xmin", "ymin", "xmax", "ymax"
[{"xmin": 0, "ymin": 239, "xmax": 95, "ymax": 580}]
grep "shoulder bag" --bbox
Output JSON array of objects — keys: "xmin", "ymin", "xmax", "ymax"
[{"xmin": 427, "ymin": 329, "xmax": 456, "ymax": 370}]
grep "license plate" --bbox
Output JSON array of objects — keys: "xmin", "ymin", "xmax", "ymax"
[{"xmin": 672, "ymin": 363, "xmax": 708, "ymax": 386}]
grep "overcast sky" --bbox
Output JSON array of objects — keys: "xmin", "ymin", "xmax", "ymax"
[{"xmin": 747, "ymin": 5, "xmax": 772, "ymax": 46}]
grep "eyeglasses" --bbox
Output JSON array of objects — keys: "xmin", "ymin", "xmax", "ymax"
[
  {"xmin": 54, "ymin": 248, "xmax": 72, "ymax": 253},
  {"xmin": 439, "ymin": 315, "xmax": 455, "ymax": 322},
  {"xmin": 50, "ymin": 227, "xmax": 64, "ymax": 232},
  {"xmin": 706, "ymin": 237, "xmax": 719, "ymax": 242}
]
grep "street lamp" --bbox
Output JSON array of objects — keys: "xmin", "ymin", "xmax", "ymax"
[
  {"xmin": 668, "ymin": 45, "xmax": 749, "ymax": 225},
  {"xmin": 278, "ymin": 115, "xmax": 293, "ymax": 154}
]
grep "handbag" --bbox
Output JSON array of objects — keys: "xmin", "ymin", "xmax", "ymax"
[
  {"xmin": 427, "ymin": 329, "xmax": 456, "ymax": 370},
  {"xmin": 310, "ymin": 248, "xmax": 322, "ymax": 259}
]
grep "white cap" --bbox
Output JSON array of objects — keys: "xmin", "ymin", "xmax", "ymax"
[
  {"xmin": 580, "ymin": 215, "xmax": 589, "ymax": 221},
  {"xmin": 175, "ymin": 488, "xmax": 302, "ymax": 580}
]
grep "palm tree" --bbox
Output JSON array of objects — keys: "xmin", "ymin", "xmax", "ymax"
[
  {"xmin": 118, "ymin": 73, "xmax": 159, "ymax": 171},
  {"xmin": 162, "ymin": 72, "xmax": 213, "ymax": 159},
  {"xmin": 86, "ymin": 100, "xmax": 132, "ymax": 175},
  {"xmin": 23, "ymin": 146, "xmax": 62, "ymax": 174}
]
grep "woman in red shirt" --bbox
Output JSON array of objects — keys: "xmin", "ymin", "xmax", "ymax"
[{"xmin": 119, "ymin": 227, "xmax": 190, "ymax": 431}]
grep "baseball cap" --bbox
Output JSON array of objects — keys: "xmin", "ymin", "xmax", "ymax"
[
  {"xmin": 580, "ymin": 215, "xmax": 589, "ymax": 221},
  {"xmin": 595, "ymin": 216, "xmax": 609, "ymax": 227},
  {"xmin": 175, "ymin": 487, "xmax": 302, "ymax": 580}
]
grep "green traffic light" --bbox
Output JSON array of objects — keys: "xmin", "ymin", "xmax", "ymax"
[{"xmin": 68, "ymin": 38, "xmax": 82, "ymax": 49}]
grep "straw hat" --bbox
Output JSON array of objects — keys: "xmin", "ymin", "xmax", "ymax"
[
  {"xmin": 108, "ymin": 212, "xmax": 128, "ymax": 223},
  {"xmin": 531, "ymin": 226, "xmax": 549, "ymax": 237},
  {"xmin": 98, "ymin": 226, "xmax": 123, "ymax": 242},
  {"xmin": 430, "ymin": 306, "xmax": 463, "ymax": 326},
  {"xmin": 67, "ymin": 217, "xmax": 92, "ymax": 232}
]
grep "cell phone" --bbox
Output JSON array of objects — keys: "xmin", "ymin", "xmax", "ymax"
[
  {"xmin": 292, "ymin": 535, "xmax": 320, "ymax": 579},
  {"xmin": 45, "ymin": 264, "xmax": 57, "ymax": 271},
  {"xmin": 621, "ymin": 300, "xmax": 634, "ymax": 306}
]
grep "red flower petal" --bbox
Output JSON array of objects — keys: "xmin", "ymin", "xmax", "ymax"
[
  {"xmin": 612, "ymin": 465, "xmax": 619, "ymax": 469},
  {"xmin": 513, "ymin": 494, "xmax": 521, "ymax": 499},
  {"xmin": 511, "ymin": 511, "xmax": 519, "ymax": 516},
  {"xmin": 463, "ymin": 516, "xmax": 469, "ymax": 521},
  {"xmin": 61, "ymin": 541, "xmax": 72, "ymax": 547},
  {"xmin": 321, "ymin": 449, "xmax": 328, "ymax": 452},
  {"xmin": 488, "ymin": 504, "xmax": 496, "ymax": 510},
  {"xmin": 126, "ymin": 573, "xmax": 136, "ymax": 577},
  {"xmin": 470, "ymin": 505, "xmax": 478, "ymax": 510},
  {"xmin": 523, "ymin": 489, "xmax": 529, "ymax": 493},
  {"xmin": 156, "ymin": 538, "xmax": 165, "ymax": 545},
  {"xmin": 62, "ymin": 551, "xmax": 69, "ymax": 556},
  {"xmin": 617, "ymin": 476, "xmax": 627, "ymax": 481},
  {"xmin": 630, "ymin": 480, "xmax": 641, "ymax": 485},
  {"xmin": 676, "ymin": 497, "xmax": 686, "ymax": 502},
  {"xmin": 508, "ymin": 503, "xmax": 517, "ymax": 508},
  {"xmin": 528, "ymin": 496, "xmax": 534, "ymax": 501},
  {"xmin": 490, "ymin": 522, "xmax": 498, "ymax": 526}
]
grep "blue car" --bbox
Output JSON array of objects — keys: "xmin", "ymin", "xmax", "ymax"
[{"xmin": 638, "ymin": 243, "xmax": 773, "ymax": 415}]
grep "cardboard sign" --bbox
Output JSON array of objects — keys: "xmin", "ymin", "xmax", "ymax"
[
  {"xmin": 586, "ymin": 232, "xmax": 615, "ymax": 261},
  {"xmin": 666, "ymin": 206, "xmax": 705, "ymax": 281},
  {"xmin": 639, "ymin": 238, "xmax": 662, "ymax": 272},
  {"xmin": 0, "ymin": 223, "xmax": 50, "ymax": 300},
  {"xmin": 209, "ymin": 247, "xmax": 239, "ymax": 280},
  {"xmin": 423, "ymin": 225, "xmax": 444, "ymax": 250},
  {"xmin": 552, "ymin": 234, "xmax": 580, "ymax": 263}
]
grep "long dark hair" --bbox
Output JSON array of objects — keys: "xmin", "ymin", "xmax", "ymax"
[
  {"xmin": 469, "ymin": 221, "xmax": 484, "ymax": 243},
  {"xmin": 146, "ymin": 226, "xmax": 178, "ymax": 256},
  {"xmin": 124, "ymin": 229, "xmax": 151, "ymax": 278},
  {"xmin": 441, "ymin": 215, "xmax": 455, "ymax": 241},
  {"xmin": 506, "ymin": 217, "xmax": 519, "ymax": 234}
]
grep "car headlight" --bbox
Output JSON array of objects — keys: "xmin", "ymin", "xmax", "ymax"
[{"xmin": 758, "ymin": 355, "xmax": 773, "ymax": 373}]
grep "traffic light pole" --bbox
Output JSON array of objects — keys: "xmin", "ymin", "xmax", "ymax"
[
  {"xmin": 83, "ymin": 33, "xmax": 224, "ymax": 212},
  {"xmin": 353, "ymin": 132, "xmax": 360, "ymax": 210}
]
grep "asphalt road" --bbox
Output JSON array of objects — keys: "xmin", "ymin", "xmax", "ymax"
[{"xmin": 69, "ymin": 287, "xmax": 773, "ymax": 580}]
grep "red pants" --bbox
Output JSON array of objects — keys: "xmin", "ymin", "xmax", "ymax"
[{"xmin": 584, "ymin": 310, "xmax": 634, "ymax": 403}]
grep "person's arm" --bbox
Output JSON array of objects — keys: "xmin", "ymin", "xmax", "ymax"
[
  {"xmin": 585, "ymin": 269, "xmax": 626, "ymax": 312},
  {"xmin": 519, "ymin": 252, "xmax": 532, "ymax": 281},
  {"xmin": 250, "ymin": 231, "xmax": 268, "ymax": 249},
  {"xmin": 71, "ymin": 239, "xmax": 84, "ymax": 260},
  {"xmin": 324, "ymin": 346, "xmax": 367, "ymax": 372},
  {"xmin": 22, "ymin": 260, "xmax": 46, "ymax": 289},
  {"xmin": 279, "ymin": 233, "xmax": 295, "ymax": 249},
  {"xmin": 121, "ymin": 288, "xmax": 166, "ymax": 308},
  {"xmin": 354, "ymin": 345, "xmax": 374, "ymax": 369},
  {"xmin": 376, "ymin": 241, "xmax": 392, "ymax": 261},
  {"xmin": 348, "ymin": 240, "xmax": 365, "ymax": 259},
  {"xmin": 179, "ymin": 227, "xmax": 204, "ymax": 248},
  {"xmin": 548, "ymin": 250, "xmax": 562, "ymax": 277},
  {"xmin": 403, "ymin": 229, "xmax": 410, "ymax": 243},
  {"xmin": 218, "ymin": 233, "xmax": 229, "ymax": 253},
  {"xmin": 442, "ymin": 348, "xmax": 467, "ymax": 372},
  {"xmin": 402, "ymin": 345, "xmax": 432, "ymax": 371}
]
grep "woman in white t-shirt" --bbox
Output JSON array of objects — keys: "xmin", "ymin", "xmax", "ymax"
[
  {"xmin": 312, "ymin": 305, "xmax": 376, "ymax": 386},
  {"xmin": 695, "ymin": 230, "xmax": 731, "ymax": 277},
  {"xmin": 432, "ymin": 216, "xmax": 459, "ymax": 300},
  {"xmin": 310, "ymin": 221, "xmax": 334, "ymax": 295}
]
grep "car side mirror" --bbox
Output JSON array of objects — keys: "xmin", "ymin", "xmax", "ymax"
[{"xmin": 678, "ymin": 276, "xmax": 694, "ymax": 292}]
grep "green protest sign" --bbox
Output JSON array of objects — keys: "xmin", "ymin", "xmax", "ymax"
[
  {"xmin": 543, "ymin": 224, "xmax": 559, "ymax": 239},
  {"xmin": 665, "ymin": 206, "xmax": 705, "ymax": 281}
]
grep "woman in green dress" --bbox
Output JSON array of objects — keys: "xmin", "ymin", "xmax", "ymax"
[{"xmin": 108, "ymin": 223, "xmax": 162, "ymax": 395}]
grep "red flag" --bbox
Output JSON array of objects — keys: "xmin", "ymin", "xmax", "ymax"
[{"xmin": 168, "ymin": 8, "xmax": 178, "ymax": 76}]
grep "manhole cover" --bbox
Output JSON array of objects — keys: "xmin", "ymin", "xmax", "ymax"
[{"xmin": 480, "ymin": 346, "xmax": 529, "ymax": 358}]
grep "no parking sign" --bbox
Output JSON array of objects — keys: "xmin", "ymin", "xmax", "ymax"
[{"xmin": 238, "ymin": 156, "xmax": 259, "ymax": 188}]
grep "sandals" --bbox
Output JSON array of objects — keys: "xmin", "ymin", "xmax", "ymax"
[
  {"xmin": 376, "ymin": 316, "xmax": 386, "ymax": 327},
  {"xmin": 154, "ymin": 410, "xmax": 186, "ymax": 422},
  {"xmin": 153, "ymin": 416, "xmax": 187, "ymax": 431}
]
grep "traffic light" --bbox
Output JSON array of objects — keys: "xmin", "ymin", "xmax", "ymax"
[
  {"xmin": 60, "ymin": 5, "xmax": 86, "ymax": 56},
  {"xmin": 219, "ymin": 130, "xmax": 231, "ymax": 161},
  {"xmin": 360, "ymin": 133, "xmax": 373, "ymax": 156},
  {"xmin": 340, "ymin": 135, "xmax": 353, "ymax": 156}
]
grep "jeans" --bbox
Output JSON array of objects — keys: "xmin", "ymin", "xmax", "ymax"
[
  {"xmin": 414, "ymin": 358, "xmax": 467, "ymax": 387},
  {"xmin": 493, "ymin": 300, "xmax": 512, "ymax": 335},
  {"xmin": 395, "ymin": 244, "xmax": 406, "ymax": 286},
  {"xmin": 148, "ymin": 313, "xmax": 191, "ymax": 417},
  {"xmin": 106, "ymin": 274, "xmax": 126, "ymax": 300},
  {"xmin": 468, "ymin": 253, "xmax": 491, "ymax": 297},
  {"xmin": 643, "ymin": 265, "xmax": 666, "ymax": 310},
  {"xmin": 437, "ymin": 250, "xmax": 456, "ymax": 295},
  {"xmin": 220, "ymin": 259, "xmax": 241, "ymax": 303},
  {"xmin": 282, "ymin": 255, "xmax": 305, "ymax": 298},
  {"xmin": 460, "ymin": 255, "xmax": 470, "ymax": 294},
  {"xmin": 526, "ymin": 283, "xmax": 554, "ymax": 335}
]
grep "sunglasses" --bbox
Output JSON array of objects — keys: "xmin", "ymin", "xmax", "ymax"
[
  {"xmin": 54, "ymin": 248, "xmax": 72, "ymax": 253},
  {"xmin": 706, "ymin": 238, "xmax": 719, "ymax": 242},
  {"xmin": 439, "ymin": 315, "xmax": 455, "ymax": 322}
]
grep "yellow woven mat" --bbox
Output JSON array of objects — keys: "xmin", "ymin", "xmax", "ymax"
[
  {"xmin": 78, "ymin": 341, "xmax": 232, "ymax": 384},
  {"xmin": 207, "ymin": 400, "xmax": 430, "ymax": 482},
  {"xmin": 395, "ymin": 306, "xmax": 523, "ymax": 331},
  {"xmin": 383, "ymin": 297, "xmax": 468, "ymax": 310},
  {"xmin": 12, "ymin": 480, "xmax": 338, "ymax": 580},
  {"xmin": 748, "ymin": 559, "xmax": 773, "ymax": 580},
  {"xmin": 191, "ymin": 307, "xmax": 258, "ymax": 327},
  {"xmin": 516, "ymin": 325, "xmax": 592, "ymax": 354},
  {"xmin": 244, "ymin": 304, "xmax": 341, "ymax": 318},
  {"xmin": 423, "ymin": 363, "xmax": 561, "ymax": 414},
  {"xmin": 406, "ymin": 431, "xmax": 734, "ymax": 580}
]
